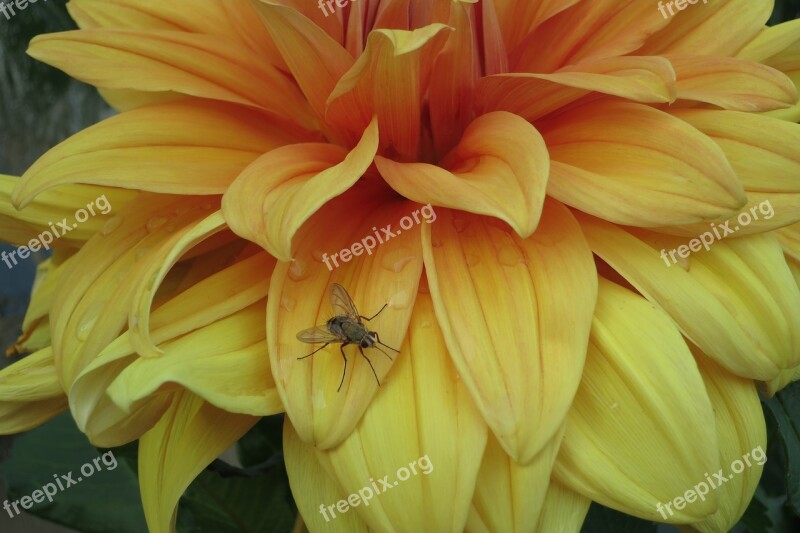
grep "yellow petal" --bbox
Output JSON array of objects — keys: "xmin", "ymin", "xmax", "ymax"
[
  {"xmin": 536, "ymin": 481, "xmax": 591, "ymax": 533},
  {"xmin": 664, "ymin": 109, "xmax": 800, "ymax": 236},
  {"xmin": 478, "ymin": 56, "xmax": 677, "ymax": 122},
  {"xmin": 542, "ymin": 100, "xmax": 746, "ymax": 227},
  {"xmin": 0, "ymin": 174, "xmax": 135, "ymax": 245},
  {"xmin": 687, "ymin": 350, "xmax": 767, "ymax": 533},
  {"xmin": 283, "ymin": 420, "xmax": 369, "ymax": 533},
  {"xmin": 71, "ymin": 251, "xmax": 275, "ymax": 446},
  {"xmin": 138, "ymin": 390, "xmax": 258, "ymax": 533},
  {"xmin": 737, "ymin": 19, "xmax": 800, "ymax": 63},
  {"xmin": 467, "ymin": 429, "xmax": 564, "ymax": 533},
  {"xmin": 326, "ymin": 24, "xmax": 451, "ymax": 157},
  {"xmin": 669, "ymin": 54, "xmax": 797, "ymax": 111},
  {"xmin": 311, "ymin": 291, "xmax": 488, "ymax": 531},
  {"xmin": 222, "ymin": 117, "xmax": 379, "ymax": 261},
  {"xmin": 268, "ymin": 188, "xmax": 423, "ymax": 449},
  {"xmin": 108, "ymin": 302, "xmax": 281, "ymax": 416},
  {"xmin": 377, "ymin": 112, "xmax": 549, "ymax": 238},
  {"xmin": 0, "ymin": 348, "xmax": 67, "ymax": 434},
  {"xmin": 638, "ymin": 0, "xmax": 772, "ymax": 56},
  {"xmin": 554, "ymin": 278, "xmax": 719, "ymax": 522},
  {"xmin": 578, "ymin": 215, "xmax": 800, "ymax": 381},
  {"xmin": 27, "ymin": 29, "xmax": 316, "ymax": 129},
  {"xmin": 252, "ymin": 1, "xmax": 354, "ymax": 136},
  {"xmin": 422, "ymin": 201, "xmax": 597, "ymax": 464},
  {"xmin": 13, "ymin": 99, "xmax": 306, "ymax": 207}
]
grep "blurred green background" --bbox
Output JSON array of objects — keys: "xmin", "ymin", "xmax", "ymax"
[{"xmin": 1, "ymin": 1, "xmax": 800, "ymax": 532}]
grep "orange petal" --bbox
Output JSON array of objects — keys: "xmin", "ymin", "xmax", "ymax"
[
  {"xmin": 541, "ymin": 100, "xmax": 746, "ymax": 227},
  {"xmin": 13, "ymin": 99, "xmax": 307, "ymax": 207},
  {"xmin": 422, "ymin": 201, "xmax": 597, "ymax": 464},
  {"xmin": 268, "ymin": 186, "xmax": 424, "ymax": 449},
  {"xmin": 326, "ymin": 24, "xmax": 451, "ymax": 157},
  {"xmin": 377, "ymin": 111, "xmax": 549, "ymax": 238},
  {"xmin": 477, "ymin": 55, "xmax": 677, "ymax": 122},
  {"xmin": 669, "ymin": 54, "xmax": 797, "ymax": 111},
  {"xmin": 27, "ymin": 29, "xmax": 316, "ymax": 129},
  {"xmin": 493, "ymin": 0, "xmax": 580, "ymax": 54},
  {"xmin": 222, "ymin": 117, "xmax": 379, "ymax": 261}
]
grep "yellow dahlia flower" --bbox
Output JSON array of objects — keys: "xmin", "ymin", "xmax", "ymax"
[{"xmin": 2, "ymin": 0, "xmax": 800, "ymax": 532}]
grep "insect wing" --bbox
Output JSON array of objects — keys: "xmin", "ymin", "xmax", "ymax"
[
  {"xmin": 296, "ymin": 325, "xmax": 341, "ymax": 344},
  {"xmin": 330, "ymin": 283, "xmax": 360, "ymax": 320}
]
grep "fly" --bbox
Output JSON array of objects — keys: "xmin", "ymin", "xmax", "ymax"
[{"xmin": 296, "ymin": 283, "xmax": 399, "ymax": 391}]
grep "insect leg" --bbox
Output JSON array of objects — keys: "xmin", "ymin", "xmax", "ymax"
[
  {"xmin": 337, "ymin": 343, "xmax": 349, "ymax": 392},
  {"xmin": 374, "ymin": 332, "xmax": 400, "ymax": 353},
  {"xmin": 361, "ymin": 303, "xmax": 388, "ymax": 322},
  {"xmin": 297, "ymin": 343, "xmax": 330, "ymax": 360},
  {"xmin": 359, "ymin": 346, "xmax": 381, "ymax": 387}
]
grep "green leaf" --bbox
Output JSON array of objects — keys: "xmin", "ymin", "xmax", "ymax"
[
  {"xmin": 237, "ymin": 415, "xmax": 284, "ymax": 469},
  {"xmin": 740, "ymin": 491, "xmax": 773, "ymax": 533},
  {"xmin": 762, "ymin": 382, "xmax": 800, "ymax": 516},
  {"xmin": 178, "ymin": 462, "xmax": 295, "ymax": 533},
  {"xmin": 0, "ymin": 412, "xmax": 147, "ymax": 532}
]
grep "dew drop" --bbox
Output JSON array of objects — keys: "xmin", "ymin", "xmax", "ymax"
[
  {"xmin": 419, "ymin": 320, "xmax": 431, "ymax": 329},
  {"xmin": 101, "ymin": 216, "xmax": 123, "ymax": 236},
  {"xmin": 135, "ymin": 247, "xmax": 152, "ymax": 261},
  {"xmin": 146, "ymin": 216, "xmax": 169, "ymax": 233},
  {"xmin": 76, "ymin": 315, "xmax": 99, "ymax": 341},
  {"xmin": 288, "ymin": 259, "xmax": 310, "ymax": 281},
  {"xmin": 381, "ymin": 247, "xmax": 416, "ymax": 273},
  {"xmin": 430, "ymin": 237, "xmax": 444, "ymax": 248},
  {"xmin": 610, "ymin": 402, "xmax": 619, "ymax": 411},
  {"xmin": 498, "ymin": 246, "xmax": 524, "ymax": 267},
  {"xmin": 130, "ymin": 316, "xmax": 140, "ymax": 329},
  {"xmin": 389, "ymin": 290, "xmax": 410, "ymax": 310},
  {"xmin": 280, "ymin": 295, "xmax": 296, "ymax": 312},
  {"xmin": 173, "ymin": 205, "xmax": 191, "ymax": 216},
  {"xmin": 452, "ymin": 217, "xmax": 470, "ymax": 233},
  {"xmin": 465, "ymin": 253, "xmax": 480, "ymax": 267}
]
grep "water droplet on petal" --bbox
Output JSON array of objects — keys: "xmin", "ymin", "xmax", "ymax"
[
  {"xmin": 101, "ymin": 216, "xmax": 123, "ymax": 236},
  {"xmin": 76, "ymin": 314, "xmax": 99, "ymax": 341},
  {"xmin": 288, "ymin": 259, "xmax": 309, "ymax": 281},
  {"xmin": 280, "ymin": 295, "xmax": 296, "ymax": 312},
  {"xmin": 465, "ymin": 253, "xmax": 480, "ymax": 267},
  {"xmin": 420, "ymin": 320, "xmax": 431, "ymax": 329},
  {"xmin": 389, "ymin": 290, "xmax": 410, "ymax": 310},
  {"xmin": 381, "ymin": 247, "xmax": 416, "ymax": 273},
  {"xmin": 146, "ymin": 216, "xmax": 169, "ymax": 233},
  {"xmin": 610, "ymin": 402, "xmax": 619, "ymax": 411},
  {"xmin": 130, "ymin": 316, "xmax": 140, "ymax": 329},
  {"xmin": 135, "ymin": 247, "xmax": 152, "ymax": 261},
  {"xmin": 430, "ymin": 237, "xmax": 444, "ymax": 248},
  {"xmin": 452, "ymin": 217, "xmax": 470, "ymax": 233},
  {"xmin": 498, "ymin": 246, "xmax": 524, "ymax": 267}
]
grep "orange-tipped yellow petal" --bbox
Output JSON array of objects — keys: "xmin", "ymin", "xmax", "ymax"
[
  {"xmin": 542, "ymin": 100, "xmax": 747, "ymax": 227},
  {"xmin": 310, "ymin": 291, "xmax": 487, "ymax": 531},
  {"xmin": 0, "ymin": 348, "xmax": 68, "ymax": 434},
  {"xmin": 578, "ymin": 215, "xmax": 800, "ymax": 381},
  {"xmin": 377, "ymin": 111, "xmax": 549, "ymax": 238},
  {"xmin": 27, "ymin": 28, "xmax": 315, "ymax": 129},
  {"xmin": 665, "ymin": 109, "xmax": 800, "ymax": 236},
  {"xmin": 554, "ymin": 278, "xmax": 719, "ymax": 523},
  {"xmin": 269, "ymin": 187, "xmax": 423, "ymax": 449},
  {"xmin": 669, "ymin": 54, "xmax": 798, "ymax": 111},
  {"xmin": 688, "ymin": 349, "xmax": 767, "ymax": 533},
  {"xmin": 467, "ymin": 429, "xmax": 565, "ymax": 533},
  {"xmin": 138, "ymin": 390, "xmax": 258, "ymax": 533},
  {"xmin": 13, "ymin": 100, "xmax": 306, "ymax": 207},
  {"xmin": 326, "ymin": 24, "xmax": 451, "ymax": 157},
  {"xmin": 478, "ymin": 56, "xmax": 677, "ymax": 122},
  {"xmin": 222, "ymin": 117, "xmax": 379, "ymax": 261},
  {"xmin": 422, "ymin": 201, "xmax": 597, "ymax": 464}
]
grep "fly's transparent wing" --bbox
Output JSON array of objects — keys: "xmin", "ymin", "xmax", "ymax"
[
  {"xmin": 296, "ymin": 325, "xmax": 341, "ymax": 344},
  {"xmin": 330, "ymin": 283, "xmax": 360, "ymax": 319}
]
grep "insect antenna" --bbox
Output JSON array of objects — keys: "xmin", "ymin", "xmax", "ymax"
[{"xmin": 372, "ymin": 344, "xmax": 394, "ymax": 361}]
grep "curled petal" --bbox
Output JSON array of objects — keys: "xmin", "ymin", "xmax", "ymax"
[
  {"xmin": 0, "ymin": 348, "xmax": 67, "ymax": 434},
  {"xmin": 222, "ymin": 117, "xmax": 379, "ymax": 261},
  {"xmin": 377, "ymin": 111, "xmax": 549, "ymax": 238}
]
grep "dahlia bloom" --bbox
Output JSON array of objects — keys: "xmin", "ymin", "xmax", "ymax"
[{"xmin": 1, "ymin": 0, "xmax": 800, "ymax": 532}]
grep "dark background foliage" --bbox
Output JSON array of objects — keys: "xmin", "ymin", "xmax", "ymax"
[{"xmin": 1, "ymin": 1, "xmax": 800, "ymax": 532}]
